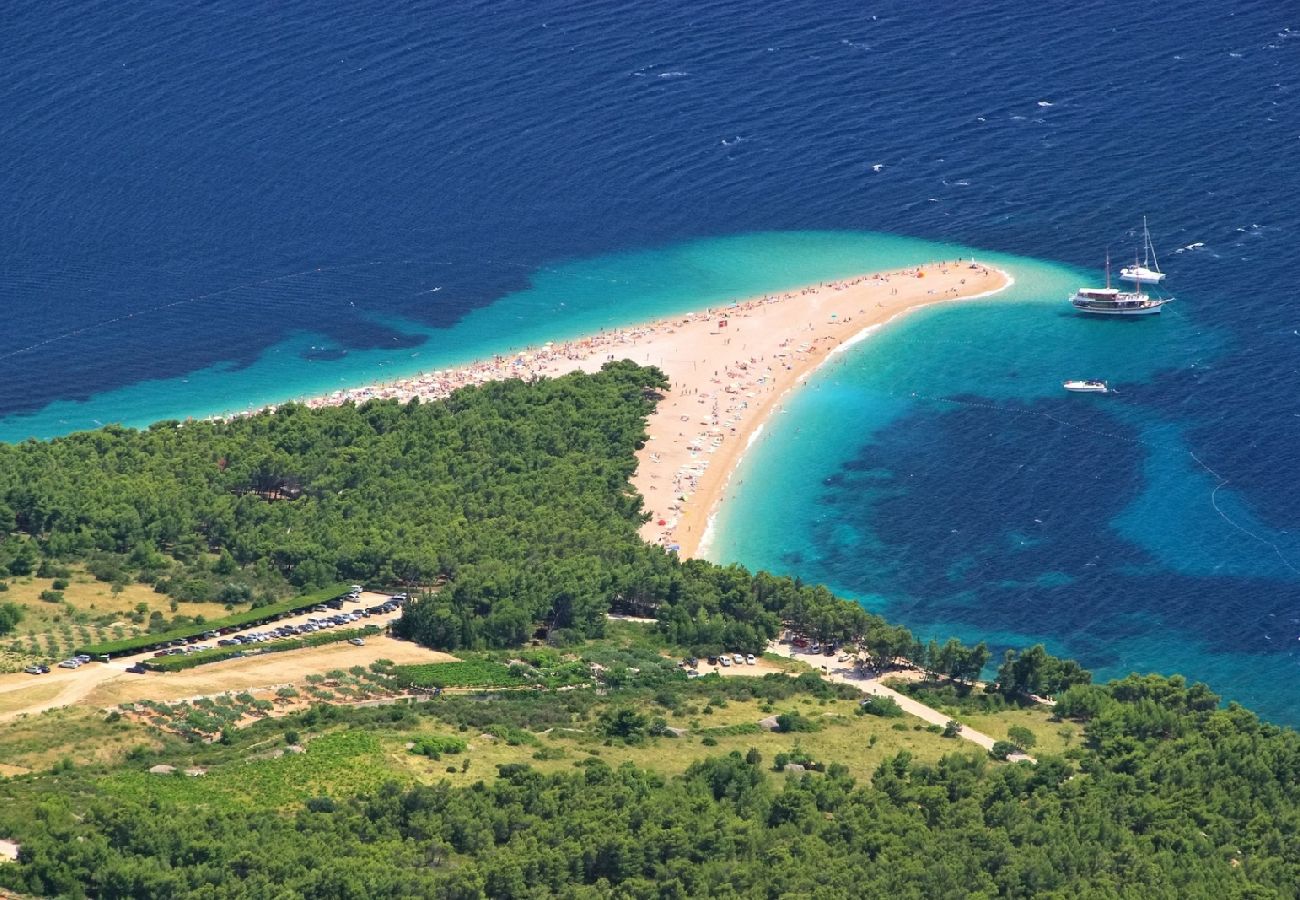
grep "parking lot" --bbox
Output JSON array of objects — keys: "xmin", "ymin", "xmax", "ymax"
[{"xmin": 35, "ymin": 590, "xmax": 408, "ymax": 674}]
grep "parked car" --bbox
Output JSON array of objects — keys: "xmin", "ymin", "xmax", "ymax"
[
  {"xmin": 58, "ymin": 659, "xmax": 80, "ymax": 669},
  {"xmin": 707, "ymin": 656, "xmax": 719, "ymax": 665},
  {"xmin": 348, "ymin": 638, "xmax": 365, "ymax": 646},
  {"xmin": 746, "ymin": 654, "xmax": 756, "ymax": 665},
  {"xmin": 75, "ymin": 654, "xmax": 91, "ymax": 663},
  {"xmin": 720, "ymin": 656, "xmax": 732, "ymax": 667},
  {"xmin": 23, "ymin": 665, "xmax": 46, "ymax": 675},
  {"xmin": 125, "ymin": 663, "xmax": 147, "ymax": 675},
  {"xmin": 732, "ymin": 653, "xmax": 744, "ymax": 665}
]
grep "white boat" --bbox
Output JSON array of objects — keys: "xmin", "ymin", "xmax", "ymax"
[
  {"xmin": 1069, "ymin": 286, "xmax": 1170, "ymax": 316},
  {"xmin": 1063, "ymin": 380, "xmax": 1108, "ymax": 393},
  {"xmin": 1120, "ymin": 217, "xmax": 1167, "ymax": 284},
  {"xmin": 1069, "ymin": 252, "xmax": 1171, "ymax": 316}
]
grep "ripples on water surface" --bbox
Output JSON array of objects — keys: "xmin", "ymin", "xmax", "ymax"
[{"xmin": 3, "ymin": 0, "xmax": 1298, "ymax": 719}]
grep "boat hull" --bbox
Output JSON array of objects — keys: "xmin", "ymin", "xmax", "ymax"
[
  {"xmin": 1069, "ymin": 298, "xmax": 1169, "ymax": 316},
  {"xmin": 1120, "ymin": 266, "xmax": 1166, "ymax": 285}
]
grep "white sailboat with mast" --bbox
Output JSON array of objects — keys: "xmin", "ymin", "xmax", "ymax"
[
  {"xmin": 1068, "ymin": 250, "xmax": 1170, "ymax": 316},
  {"xmin": 1120, "ymin": 216, "xmax": 1166, "ymax": 285}
]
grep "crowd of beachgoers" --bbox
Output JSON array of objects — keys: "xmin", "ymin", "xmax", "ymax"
[{"xmin": 208, "ymin": 261, "xmax": 1004, "ymax": 558}]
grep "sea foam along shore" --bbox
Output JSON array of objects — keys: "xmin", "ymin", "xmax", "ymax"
[
  {"xmin": 216, "ymin": 259, "xmax": 1010, "ymax": 556},
  {"xmin": 692, "ymin": 268, "xmax": 1016, "ymax": 561}
]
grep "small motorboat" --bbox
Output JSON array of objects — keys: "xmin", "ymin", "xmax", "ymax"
[{"xmin": 1063, "ymin": 380, "xmax": 1108, "ymax": 393}]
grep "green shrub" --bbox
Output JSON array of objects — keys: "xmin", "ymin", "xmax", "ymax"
[
  {"xmin": 1006, "ymin": 725, "xmax": 1037, "ymax": 750},
  {"xmin": 410, "ymin": 735, "xmax": 468, "ymax": 759},
  {"xmin": 775, "ymin": 712, "xmax": 819, "ymax": 733},
  {"xmin": 857, "ymin": 695, "xmax": 904, "ymax": 718},
  {"xmin": 989, "ymin": 740, "xmax": 1019, "ymax": 760}
]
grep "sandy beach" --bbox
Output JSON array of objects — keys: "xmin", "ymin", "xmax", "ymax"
[{"xmin": 246, "ymin": 260, "xmax": 1010, "ymax": 557}]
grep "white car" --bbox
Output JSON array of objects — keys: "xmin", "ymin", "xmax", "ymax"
[
  {"xmin": 348, "ymin": 638, "xmax": 365, "ymax": 647},
  {"xmin": 732, "ymin": 653, "xmax": 744, "ymax": 665},
  {"xmin": 746, "ymin": 654, "xmax": 756, "ymax": 665},
  {"xmin": 58, "ymin": 659, "xmax": 80, "ymax": 669},
  {"xmin": 720, "ymin": 656, "xmax": 732, "ymax": 667}
]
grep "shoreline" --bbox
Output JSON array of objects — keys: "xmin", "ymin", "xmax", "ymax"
[
  {"xmin": 691, "ymin": 273, "xmax": 1015, "ymax": 560},
  {"xmin": 213, "ymin": 260, "xmax": 1012, "ymax": 557}
]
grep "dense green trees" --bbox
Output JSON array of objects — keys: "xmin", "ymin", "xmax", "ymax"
[
  {"xmin": 1, "ymin": 676, "xmax": 1298, "ymax": 898},
  {"xmin": 0, "ymin": 363, "xmax": 670, "ymax": 643},
  {"xmin": 994, "ymin": 644, "xmax": 1093, "ymax": 699}
]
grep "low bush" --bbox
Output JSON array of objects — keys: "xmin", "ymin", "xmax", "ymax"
[
  {"xmin": 989, "ymin": 740, "xmax": 1019, "ymax": 760},
  {"xmin": 410, "ymin": 735, "xmax": 468, "ymax": 759},
  {"xmin": 775, "ymin": 712, "xmax": 819, "ymax": 733},
  {"xmin": 857, "ymin": 695, "xmax": 904, "ymax": 718}
]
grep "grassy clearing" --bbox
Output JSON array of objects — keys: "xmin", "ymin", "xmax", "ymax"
[
  {"xmin": 1, "ymin": 568, "xmax": 232, "ymax": 672},
  {"xmin": 384, "ymin": 692, "xmax": 963, "ymax": 791},
  {"xmin": 4, "ymin": 570, "xmax": 229, "ymax": 630},
  {"xmin": 955, "ymin": 707, "xmax": 1083, "ymax": 756},
  {"xmin": 99, "ymin": 731, "xmax": 402, "ymax": 811},
  {"xmin": 0, "ymin": 705, "xmax": 158, "ymax": 772},
  {"xmin": 0, "ymin": 682, "xmax": 65, "ymax": 717}
]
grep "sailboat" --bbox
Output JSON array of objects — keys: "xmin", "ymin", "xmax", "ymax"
[
  {"xmin": 1069, "ymin": 252, "xmax": 1171, "ymax": 316},
  {"xmin": 1120, "ymin": 217, "xmax": 1166, "ymax": 284}
]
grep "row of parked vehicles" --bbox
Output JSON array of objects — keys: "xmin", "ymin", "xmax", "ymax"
[
  {"xmin": 148, "ymin": 593, "xmax": 409, "ymax": 658},
  {"xmin": 24, "ymin": 588, "xmax": 411, "ymax": 675},
  {"xmin": 789, "ymin": 635, "xmax": 850, "ymax": 660},
  {"xmin": 680, "ymin": 653, "xmax": 757, "ymax": 677}
]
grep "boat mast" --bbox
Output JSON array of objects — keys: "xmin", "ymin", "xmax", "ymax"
[{"xmin": 1144, "ymin": 216, "xmax": 1161, "ymax": 274}]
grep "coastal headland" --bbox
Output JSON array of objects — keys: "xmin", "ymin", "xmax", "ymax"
[{"xmin": 269, "ymin": 259, "xmax": 1011, "ymax": 556}]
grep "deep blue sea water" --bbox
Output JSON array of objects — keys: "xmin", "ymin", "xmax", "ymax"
[{"xmin": 3, "ymin": 1, "xmax": 1299, "ymax": 719}]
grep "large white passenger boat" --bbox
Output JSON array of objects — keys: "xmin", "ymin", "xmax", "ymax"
[
  {"xmin": 1069, "ymin": 285, "xmax": 1170, "ymax": 315},
  {"xmin": 1070, "ymin": 252, "xmax": 1171, "ymax": 316}
]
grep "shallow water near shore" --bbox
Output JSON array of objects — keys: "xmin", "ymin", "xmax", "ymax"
[
  {"xmin": 708, "ymin": 254, "xmax": 1300, "ymax": 724},
  {"xmin": 5, "ymin": 0, "xmax": 1300, "ymax": 722},
  {"xmin": 0, "ymin": 230, "xmax": 975, "ymax": 440}
]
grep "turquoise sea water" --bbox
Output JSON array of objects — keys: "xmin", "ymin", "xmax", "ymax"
[
  {"xmin": 0, "ymin": 231, "xmax": 976, "ymax": 441},
  {"xmin": 706, "ymin": 248, "xmax": 1300, "ymax": 721},
  {"xmin": 6, "ymin": 0, "xmax": 1299, "ymax": 723}
]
